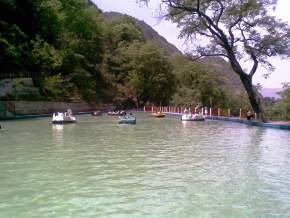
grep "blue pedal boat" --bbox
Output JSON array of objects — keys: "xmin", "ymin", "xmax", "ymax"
[{"xmin": 118, "ymin": 115, "xmax": 136, "ymax": 124}]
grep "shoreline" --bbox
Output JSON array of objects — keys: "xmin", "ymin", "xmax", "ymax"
[
  {"xmin": 1, "ymin": 110, "xmax": 290, "ymax": 131},
  {"xmin": 164, "ymin": 112, "xmax": 290, "ymax": 131},
  {"xmin": 0, "ymin": 100, "xmax": 114, "ymax": 120},
  {"xmin": 0, "ymin": 111, "xmax": 92, "ymax": 121}
]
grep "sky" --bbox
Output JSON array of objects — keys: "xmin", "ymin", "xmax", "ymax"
[{"xmin": 93, "ymin": 0, "xmax": 290, "ymax": 88}]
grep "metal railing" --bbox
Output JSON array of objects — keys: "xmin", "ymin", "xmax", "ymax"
[
  {"xmin": 0, "ymin": 72, "xmax": 32, "ymax": 79},
  {"xmin": 143, "ymin": 106, "xmax": 257, "ymax": 119}
]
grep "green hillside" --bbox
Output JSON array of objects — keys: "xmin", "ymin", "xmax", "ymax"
[{"xmin": 102, "ymin": 11, "xmax": 182, "ymax": 56}]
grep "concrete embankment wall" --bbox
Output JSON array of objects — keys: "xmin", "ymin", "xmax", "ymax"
[{"xmin": 0, "ymin": 101, "xmax": 110, "ymax": 119}]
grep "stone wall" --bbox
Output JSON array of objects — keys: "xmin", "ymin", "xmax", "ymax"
[
  {"xmin": 0, "ymin": 101, "xmax": 111, "ymax": 118},
  {"xmin": 0, "ymin": 78, "xmax": 41, "ymax": 98},
  {"xmin": 13, "ymin": 101, "xmax": 95, "ymax": 115}
]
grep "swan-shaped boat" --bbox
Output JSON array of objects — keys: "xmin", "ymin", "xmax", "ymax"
[
  {"xmin": 181, "ymin": 108, "xmax": 205, "ymax": 121},
  {"xmin": 181, "ymin": 113, "xmax": 205, "ymax": 121},
  {"xmin": 52, "ymin": 109, "xmax": 76, "ymax": 124}
]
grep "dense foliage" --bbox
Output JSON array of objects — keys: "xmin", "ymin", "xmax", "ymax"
[
  {"xmin": 0, "ymin": 0, "xmax": 103, "ymax": 102},
  {"xmin": 0, "ymin": 0, "xmax": 178, "ymax": 106},
  {"xmin": 264, "ymin": 86, "xmax": 290, "ymax": 121}
]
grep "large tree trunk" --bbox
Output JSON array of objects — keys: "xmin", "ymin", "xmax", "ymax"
[
  {"xmin": 227, "ymin": 55, "xmax": 267, "ymax": 122},
  {"xmin": 239, "ymin": 73, "xmax": 267, "ymax": 122},
  {"xmin": 136, "ymin": 96, "xmax": 140, "ymax": 109}
]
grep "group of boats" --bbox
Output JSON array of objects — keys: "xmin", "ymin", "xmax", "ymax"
[
  {"xmin": 51, "ymin": 108, "xmax": 205, "ymax": 125},
  {"xmin": 181, "ymin": 108, "xmax": 205, "ymax": 121},
  {"xmin": 52, "ymin": 109, "xmax": 137, "ymax": 125},
  {"xmin": 151, "ymin": 108, "xmax": 205, "ymax": 121}
]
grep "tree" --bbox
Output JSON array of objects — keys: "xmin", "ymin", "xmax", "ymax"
[
  {"xmin": 273, "ymin": 85, "xmax": 290, "ymax": 120},
  {"xmin": 141, "ymin": 0, "xmax": 290, "ymax": 121},
  {"xmin": 31, "ymin": 36, "xmax": 62, "ymax": 74},
  {"xmin": 127, "ymin": 70, "xmax": 145, "ymax": 108},
  {"xmin": 108, "ymin": 16, "xmax": 145, "ymax": 46},
  {"xmin": 171, "ymin": 55, "xmax": 228, "ymax": 107},
  {"xmin": 117, "ymin": 41, "xmax": 176, "ymax": 106},
  {"xmin": 0, "ymin": 0, "xmax": 37, "ymax": 74},
  {"xmin": 41, "ymin": 74, "xmax": 64, "ymax": 99}
]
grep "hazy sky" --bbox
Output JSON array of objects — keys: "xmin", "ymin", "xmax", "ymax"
[{"xmin": 93, "ymin": 0, "xmax": 290, "ymax": 88}]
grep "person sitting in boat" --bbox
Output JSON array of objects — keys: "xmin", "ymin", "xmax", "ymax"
[
  {"xmin": 195, "ymin": 105, "xmax": 200, "ymax": 114},
  {"xmin": 66, "ymin": 108, "xmax": 72, "ymax": 116},
  {"xmin": 246, "ymin": 111, "xmax": 254, "ymax": 120},
  {"xmin": 121, "ymin": 111, "xmax": 129, "ymax": 118},
  {"xmin": 204, "ymin": 107, "xmax": 208, "ymax": 116}
]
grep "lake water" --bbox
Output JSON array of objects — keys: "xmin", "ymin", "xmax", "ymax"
[{"xmin": 0, "ymin": 113, "xmax": 289, "ymax": 218}]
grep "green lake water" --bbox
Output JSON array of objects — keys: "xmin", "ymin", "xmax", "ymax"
[{"xmin": 0, "ymin": 113, "xmax": 289, "ymax": 218}]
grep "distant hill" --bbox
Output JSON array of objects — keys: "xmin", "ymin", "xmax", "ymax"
[
  {"xmin": 102, "ymin": 12, "xmax": 182, "ymax": 56},
  {"xmin": 260, "ymin": 88, "xmax": 283, "ymax": 99}
]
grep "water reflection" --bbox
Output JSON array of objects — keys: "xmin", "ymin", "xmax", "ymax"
[
  {"xmin": 51, "ymin": 123, "xmax": 77, "ymax": 145},
  {"xmin": 52, "ymin": 124, "xmax": 64, "ymax": 145},
  {"xmin": 52, "ymin": 124, "xmax": 64, "ymax": 131},
  {"xmin": 221, "ymin": 127, "xmax": 290, "ymax": 216}
]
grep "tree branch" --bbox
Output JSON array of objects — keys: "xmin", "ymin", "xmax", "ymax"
[
  {"xmin": 249, "ymin": 53, "xmax": 258, "ymax": 78},
  {"xmin": 214, "ymin": 0, "xmax": 224, "ymax": 26},
  {"xmin": 228, "ymin": 14, "xmax": 243, "ymax": 47},
  {"xmin": 238, "ymin": 24, "xmax": 259, "ymax": 78},
  {"xmin": 165, "ymin": 0, "xmax": 223, "ymax": 40},
  {"xmin": 187, "ymin": 53, "xmax": 229, "ymax": 61},
  {"xmin": 165, "ymin": 0, "xmax": 244, "ymax": 76}
]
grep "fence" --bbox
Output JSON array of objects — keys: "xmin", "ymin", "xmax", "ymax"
[
  {"xmin": 0, "ymin": 72, "xmax": 32, "ymax": 79},
  {"xmin": 143, "ymin": 106, "xmax": 256, "ymax": 119}
]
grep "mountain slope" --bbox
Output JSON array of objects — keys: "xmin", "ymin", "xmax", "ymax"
[
  {"xmin": 199, "ymin": 57, "xmax": 244, "ymax": 93},
  {"xmin": 102, "ymin": 12, "xmax": 182, "ymax": 56}
]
